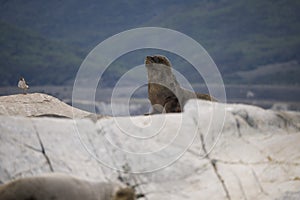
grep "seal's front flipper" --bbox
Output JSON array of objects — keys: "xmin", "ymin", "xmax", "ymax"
[{"xmin": 144, "ymin": 104, "xmax": 165, "ymax": 115}]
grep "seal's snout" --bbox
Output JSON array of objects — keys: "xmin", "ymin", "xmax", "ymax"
[
  {"xmin": 146, "ymin": 56, "xmax": 160, "ymax": 63},
  {"xmin": 152, "ymin": 56, "xmax": 160, "ymax": 63},
  {"xmin": 145, "ymin": 55, "xmax": 172, "ymax": 69}
]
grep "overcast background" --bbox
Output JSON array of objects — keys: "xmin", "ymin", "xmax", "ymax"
[{"xmin": 0, "ymin": 0, "xmax": 299, "ymax": 113}]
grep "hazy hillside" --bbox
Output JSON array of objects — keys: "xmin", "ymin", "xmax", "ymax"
[
  {"xmin": 150, "ymin": 1, "xmax": 300, "ymax": 71},
  {"xmin": 0, "ymin": 0, "xmax": 174, "ymax": 48},
  {"xmin": 0, "ymin": 20, "xmax": 83, "ymax": 85},
  {"xmin": 0, "ymin": 0, "xmax": 300, "ymax": 86}
]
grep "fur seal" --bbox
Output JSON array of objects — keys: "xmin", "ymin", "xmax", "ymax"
[
  {"xmin": 0, "ymin": 173, "xmax": 136, "ymax": 200},
  {"xmin": 145, "ymin": 55, "xmax": 216, "ymax": 114}
]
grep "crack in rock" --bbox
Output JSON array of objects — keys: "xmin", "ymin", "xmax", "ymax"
[
  {"xmin": 276, "ymin": 112, "xmax": 300, "ymax": 131},
  {"xmin": 23, "ymin": 143, "xmax": 42, "ymax": 153},
  {"xmin": 233, "ymin": 172, "xmax": 248, "ymax": 200},
  {"xmin": 194, "ymin": 116, "xmax": 232, "ymax": 200},
  {"xmin": 232, "ymin": 109, "xmax": 257, "ymax": 128},
  {"xmin": 210, "ymin": 158, "xmax": 231, "ymax": 200},
  {"xmin": 235, "ymin": 117, "xmax": 242, "ymax": 137},
  {"xmin": 214, "ymin": 158, "xmax": 300, "ymax": 166},
  {"xmin": 32, "ymin": 123, "xmax": 54, "ymax": 172},
  {"xmin": 251, "ymin": 168, "xmax": 268, "ymax": 196},
  {"xmin": 30, "ymin": 114, "xmax": 70, "ymax": 118},
  {"xmin": 7, "ymin": 99, "xmax": 51, "ymax": 104}
]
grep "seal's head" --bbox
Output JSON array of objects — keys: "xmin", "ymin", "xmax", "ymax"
[
  {"xmin": 145, "ymin": 55, "xmax": 171, "ymax": 67},
  {"xmin": 112, "ymin": 187, "xmax": 136, "ymax": 200}
]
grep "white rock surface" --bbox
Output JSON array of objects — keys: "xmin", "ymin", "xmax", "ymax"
[{"xmin": 0, "ymin": 95, "xmax": 300, "ymax": 200}]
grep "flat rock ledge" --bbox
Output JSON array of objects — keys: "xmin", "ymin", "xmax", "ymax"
[{"xmin": 0, "ymin": 94, "xmax": 299, "ymax": 200}]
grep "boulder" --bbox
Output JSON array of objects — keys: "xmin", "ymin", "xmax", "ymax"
[{"xmin": 0, "ymin": 95, "xmax": 299, "ymax": 200}]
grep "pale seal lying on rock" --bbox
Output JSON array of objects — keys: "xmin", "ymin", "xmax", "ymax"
[{"xmin": 0, "ymin": 173, "xmax": 136, "ymax": 200}]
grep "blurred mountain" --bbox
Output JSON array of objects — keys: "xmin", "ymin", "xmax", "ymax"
[
  {"xmin": 0, "ymin": 0, "xmax": 299, "ymax": 86},
  {"xmin": 0, "ymin": 20, "xmax": 83, "ymax": 85}
]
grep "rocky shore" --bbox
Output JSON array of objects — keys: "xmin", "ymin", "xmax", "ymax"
[{"xmin": 0, "ymin": 93, "xmax": 299, "ymax": 199}]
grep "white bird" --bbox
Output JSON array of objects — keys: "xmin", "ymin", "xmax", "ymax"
[{"xmin": 18, "ymin": 77, "xmax": 29, "ymax": 94}]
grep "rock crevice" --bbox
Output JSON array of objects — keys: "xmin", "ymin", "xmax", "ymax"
[{"xmin": 32, "ymin": 123, "xmax": 54, "ymax": 172}]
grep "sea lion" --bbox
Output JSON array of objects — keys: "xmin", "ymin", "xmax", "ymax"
[
  {"xmin": 0, "ymin": 173, "xmax": 136, "ymax": 200},
  {"xmin": 145, "ymin": 55, "xmax": 216, "ymax": 114}
]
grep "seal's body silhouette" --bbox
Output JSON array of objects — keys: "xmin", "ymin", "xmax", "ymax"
[
  {"xmin": 0, "ymin": 173, "xmax": 136, "ymax": 200},
  {"xmin": 145, "ymin": 55, "xmax": 216, "ymax": 114}
]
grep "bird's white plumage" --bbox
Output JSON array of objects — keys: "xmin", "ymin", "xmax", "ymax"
[{"xmin": 18, "ymin": 78, "xmax": 29, "ymax": 90}]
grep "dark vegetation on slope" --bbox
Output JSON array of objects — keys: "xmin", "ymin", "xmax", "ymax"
[{"xmin": 0, "ymin": 0, "xmax": 299, "ymax": 86}]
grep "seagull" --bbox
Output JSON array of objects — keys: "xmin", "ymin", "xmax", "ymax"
[{"xmin": 18, "ymin": 77, "xmax": 29, "ymax": 94}]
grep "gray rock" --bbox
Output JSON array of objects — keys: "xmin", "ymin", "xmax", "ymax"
[
  {"xmin": 0, "ymin": 93, "xmax": 90, "ymax": 118},
  {"xmin": 276, "ymin": 191, "xmax": 300, "ymax": 200},
  {"xmin": 0, "ymin": 95, "xmax": 299, "ymax": 200}
]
